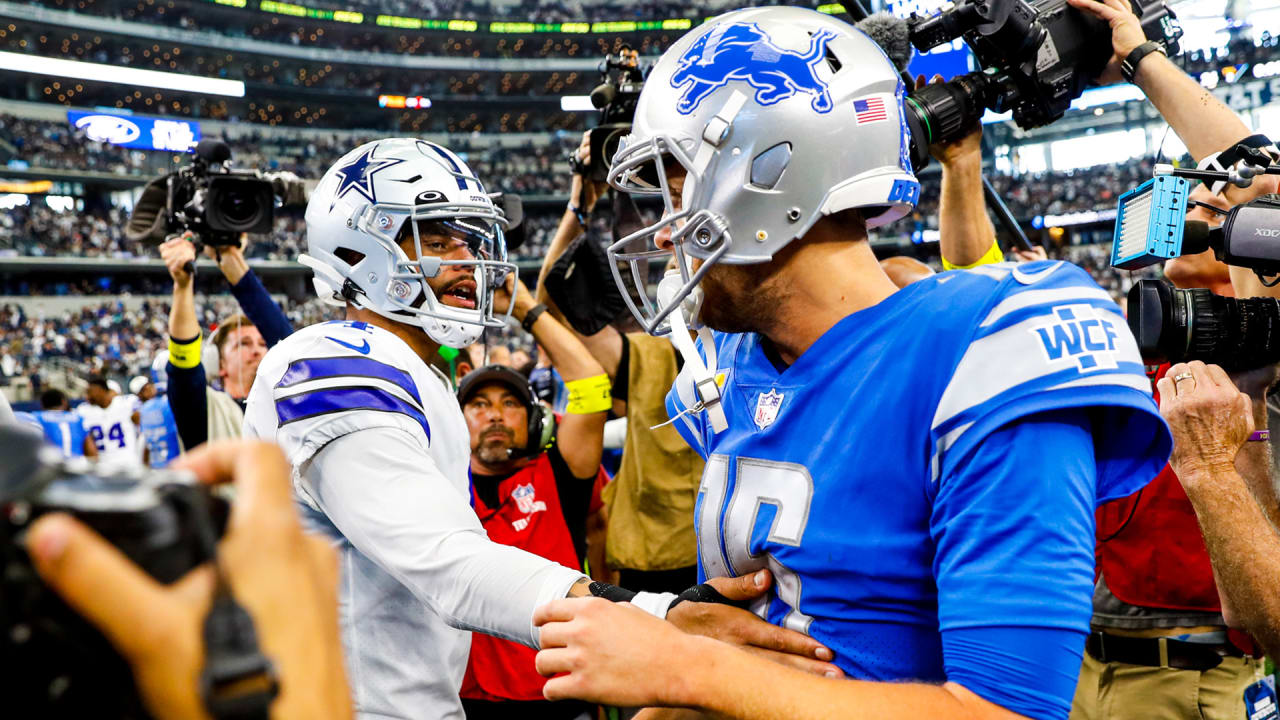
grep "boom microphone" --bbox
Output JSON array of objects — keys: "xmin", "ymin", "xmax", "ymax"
[{"xmin": 856, "ymin": 12, "xmax": 914, "ymax": 76}]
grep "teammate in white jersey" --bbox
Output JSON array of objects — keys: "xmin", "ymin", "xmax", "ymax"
[
  {"xmin": 78, "ymin": 374, "xmax": 142, "ymax": 472},
  {"xmin": 245, "ymin": 139, "xmax": 694, "ymax": 719}
]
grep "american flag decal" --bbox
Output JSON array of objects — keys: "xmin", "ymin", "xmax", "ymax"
[{"xmin": 853, "ymin": 96, "xmax": 888, "ymax": 124}]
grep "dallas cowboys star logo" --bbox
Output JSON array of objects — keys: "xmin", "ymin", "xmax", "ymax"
[{"xmin": 332, "ymin": 146, "xmax": 405, "ymax": 206}]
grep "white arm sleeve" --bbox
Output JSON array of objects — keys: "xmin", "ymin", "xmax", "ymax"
[{"xmin": 301, "ymin": 427, "xmax": 586, "ymax": 648}]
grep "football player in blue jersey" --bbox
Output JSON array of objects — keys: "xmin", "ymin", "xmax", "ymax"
[
  {"xmin": 532, "ymin": 7, "xmax": 1172, "ymax": 720},
  {"xmin": 28, "ymin": 389, "xmax": 97, "ymax": 459}
]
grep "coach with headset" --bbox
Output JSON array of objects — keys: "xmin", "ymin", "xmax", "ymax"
[{"xmin": 455, "ymin": 274, "xmax": 612, "ymax": 720}]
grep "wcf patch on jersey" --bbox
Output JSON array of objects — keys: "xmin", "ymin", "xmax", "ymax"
[{"xmin": 1030, "ymin": 304, "xmax": 1120, "ymax": 372}]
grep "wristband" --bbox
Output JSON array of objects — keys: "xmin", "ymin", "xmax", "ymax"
[
  {"xmin": 168, "ymin": 334, "xmax": 203, "ymax": 369},
  {"xmin": 564, "ymin": 373, "xmax": 612, "ymax": 415},
  {"xmin": 1249, "ymin": 430, "xmax": 1270, "ymax": 442},
  {"xmin": 629, "ymin": 591, "xmax": 680, "ymax": 619},
  {"xmin": 567, "ymin": 203, "xmax": 589, "ymax": 228},
  {"xmin": 586, "ymin": 581, "xmax": 678, "ymax": 618},
  {"xmin": 521, "ymin": 303, "xmax": 548, "ymax": 333},
  {"xmin": 1121, "ymin": 41, "xmax": 1166, "ymax": 84},
  {"xmin": 941, "ymin": 240, "xmax": 1004, "ymax": 270}
]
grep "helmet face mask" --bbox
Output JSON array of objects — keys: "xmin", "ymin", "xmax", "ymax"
[
  {"xmin": 302, "ymin": 139, "xmax": 516, "ymax": 348},
  {"xmin": 605, "ymin": 6, "xmax": 921, "ymax": 335}
]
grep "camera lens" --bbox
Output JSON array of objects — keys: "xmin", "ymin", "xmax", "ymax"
[
  {"xmin": 1128, "ymin": 279, "xmax": 1280, "ymax": 371},
  {"xmin": 217, "ymin": 188, "xmax": 262, "ymax": 227}
]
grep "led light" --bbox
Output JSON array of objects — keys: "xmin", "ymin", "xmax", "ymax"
[
  {"xmin": 560, "ymin": 95, "xmax": 595, "ymax": 112},
  {"xmin": 0, "ymin": 51, "xmax": 244, "ymax": 97}
]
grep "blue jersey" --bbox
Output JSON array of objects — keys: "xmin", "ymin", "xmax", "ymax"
[
  {"xmin": 667, "ymin": 261, "xmax": 1171, "ymax": 720},
  {"xmin": 139, "ymin": 395, "xmax": 182, "ymax": 468},
  {"xmin": 29, "ymin": 410, "xmax": 90, "ymax": 458}
]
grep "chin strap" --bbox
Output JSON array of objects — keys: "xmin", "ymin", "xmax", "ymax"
[{"xmin": 654, "ymin": 271, "xmax": 728, "ymax": 435}]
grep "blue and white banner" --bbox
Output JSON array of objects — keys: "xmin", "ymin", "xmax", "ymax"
[{"xmin": 66, "ymin": 110, "xmax": 200, "ymax": 152}]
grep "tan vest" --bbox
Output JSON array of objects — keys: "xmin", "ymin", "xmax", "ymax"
[{"xmin": 603, "ymin": 333, "xmax": 704, "ymax": 571}]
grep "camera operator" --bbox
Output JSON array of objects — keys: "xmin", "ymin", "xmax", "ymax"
[
  {"xmin": 533, "ymin": 131, "xmax": 706, "ymax": 594},
  {"xmin": 457, "ymin": 278, "xmax": 615, "ymax": 717},
  {"xmin": 159, "ymin": 232, "xmax": 292, "ymax": 451},
  {"xmin": 23, "ymin": 440, "xmax": 352, "ymax": 720},
  {"xmin": 1156, "ymin": 361, "xmax": 1280, "ymax": 660}
]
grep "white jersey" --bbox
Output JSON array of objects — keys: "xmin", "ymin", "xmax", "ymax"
[
  {"xmin": 77, "ymin": 395, "xmax": 142, "ymax": 472},
  {"xmin": 244, "ymin": 319, "xmax": 584, "ymax": 720}
]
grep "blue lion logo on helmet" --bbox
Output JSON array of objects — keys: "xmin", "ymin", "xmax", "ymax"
[{"xmin": 670, "ymin": 23, "xmax": 837, "ymax": 115}]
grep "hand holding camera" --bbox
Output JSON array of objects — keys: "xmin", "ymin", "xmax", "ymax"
[
  {"xmin": 2, "ymin": 430, "xmax": 351, "ymax": 720},
  {"xmin": 1067, "ymin": 0, "xmax": 1153, "ymax": 84}
]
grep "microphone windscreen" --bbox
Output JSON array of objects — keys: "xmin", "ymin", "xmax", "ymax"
[{"xmin": 856, "ymin": 12, "xmax": 913, "ymax": 75}]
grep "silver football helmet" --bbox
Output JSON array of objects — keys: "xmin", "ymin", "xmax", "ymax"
[
  {"xmin": 301, "ymin": 138, "xmax": 515, "ymax": 348},
  {"xmin": 607, "ymin": 6, "xmax": 920, "ymax": 334}
]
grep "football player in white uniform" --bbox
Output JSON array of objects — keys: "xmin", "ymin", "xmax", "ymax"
[
  {"xmin": 244, "ymin": 139, "xmax": 700, "ymax": 719},
  {"xmin": 78, "ymin": 374, "xmax": 143, "ymax": 472}
]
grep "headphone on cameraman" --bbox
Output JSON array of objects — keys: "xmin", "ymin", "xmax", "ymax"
[{"xmin": 457, "ymin": 365, "xmax": 556, "ymax": 459}]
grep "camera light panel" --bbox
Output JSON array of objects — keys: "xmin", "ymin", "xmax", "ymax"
[{"xmin": 1111, "ymin": 175, "xmax": 1190, "ymax": 270}]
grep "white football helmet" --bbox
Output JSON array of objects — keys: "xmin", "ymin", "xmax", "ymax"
[
  {"xmin": 607, "ymin": 6, "xmax": 920, "ymax": 334},
  {"xmin": 301, "ymin": 138, "xmax": 515, "ymax": 348}
]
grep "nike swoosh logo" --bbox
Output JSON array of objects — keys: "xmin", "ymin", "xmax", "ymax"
[
  {"xmin": 1011, "ymin": 261, "xmax": 1062, "ymax": 286},
  {"xmin": 326, "ymin": 336, "xmax": 370, "ymax": 355}
]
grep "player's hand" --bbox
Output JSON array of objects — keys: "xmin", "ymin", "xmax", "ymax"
[
  {"xmin": 1066, "ymin": 0, "xmax": 1149, "ymax": 85},
  {"xmin": 666, "ymin": 570, "xmax": 841, "ymax": 677},
  {"xmin": 1012, "ymin": 245, "xmax": 1048, "ymax": 263},
  {"xmin": 917, "ymin": 74, "xmax": 982, "ymax": 165},
  {"xmin": 160, "ymin": 233, "xmax": 198, "ymax": 287},
  {"xmin": 1158, "ymin": 361, "xmax": 1254, "ymax": 483},
  {"xmin": 536, "ymin": 597, "xmax": 715, "ymax": 707},
  {"xmin": 497, "ymin": 272, "xmax": 536, "ymax": 325},
  {"xmin": 25, "ymin": 441, "xmax": 352, "ymax": 720},
  {"xmin": 570, "ymin": 131, "xmax": 610, "ymax": 214}
]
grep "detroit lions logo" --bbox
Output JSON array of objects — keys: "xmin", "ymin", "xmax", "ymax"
[
  {"xmin": 670, "ymin": 23, "xmax": 836, "ymax": 115},
  {"xmin": 1031, "ymin": 304, "xmax": 1120, "ymax": 372}
]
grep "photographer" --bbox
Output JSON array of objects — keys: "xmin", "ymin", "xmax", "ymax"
[
  {"xmin": 24, "ymin": 440, "xmax": 352, "ymax": 720},
  {"xmin": 159, "ymin": 233, "xmax": 291, "ymax": 451},
  {"xmin": 1062, "ymin": 2, "xmax": 1280, "ymax": 717},
  {"xmin": 534, "ymin": 131, "xmax": 705, "ymax": 594}
]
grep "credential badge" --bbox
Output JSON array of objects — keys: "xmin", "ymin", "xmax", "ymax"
[{"xmin": 753, "ymin": 389, "xmax": 785, "ymax": 430}]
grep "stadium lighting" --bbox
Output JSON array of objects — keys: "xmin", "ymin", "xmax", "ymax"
[
  {"xmin": 560, "ymin": 95, "xmax": 596, "ymax": 112},
  {"xmin": 0, "ymin": 52, "xmax": 246, "ymax": 98}
]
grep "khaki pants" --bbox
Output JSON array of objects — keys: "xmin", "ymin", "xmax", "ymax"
[{"xmin": 1071, "ymin": 650, "xmax": 1263, "ymax": 720}]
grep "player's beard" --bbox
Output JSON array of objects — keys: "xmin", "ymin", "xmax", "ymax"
[
  {"xmin": 698, "ymin": 260, "xmax": 786, "ymax": 335},
  {"xmin": 476, "ymin": 426, "xmax": 516, "ymax": 465}
]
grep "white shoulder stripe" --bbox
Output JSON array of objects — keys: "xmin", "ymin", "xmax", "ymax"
[
  {"xmin": 273, "ymin": 375, "xmax": 425, "ymax": 414},
  {"xmin": 980, "ymin": 286, "xmax": 1115, "ymax": 328}
]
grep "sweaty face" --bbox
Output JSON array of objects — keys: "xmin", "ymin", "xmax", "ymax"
[
  {"xmin": 463, "ymin": 383, "xmax": 530, "ymax": 466},
  {"xmin": 397, "ymin": 219, "xmax": 487, "ymax": 311},
  {"xmin": 220, "ymin": 326, "xmax": 268, "ymax": 393}
]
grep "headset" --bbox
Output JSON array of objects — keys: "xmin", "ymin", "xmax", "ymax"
[{"xmin": 457, "ymin": 364, "xmax": 556, "ymax": 460}]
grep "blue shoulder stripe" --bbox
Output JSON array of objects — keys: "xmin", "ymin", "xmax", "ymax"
[
  {"xmin": 276, "ymin": 386, "xmax": 431, "ymax": 441},
  {"xmin": 276, "ymin": 356, "xmax": 421, "ymax": 406}
]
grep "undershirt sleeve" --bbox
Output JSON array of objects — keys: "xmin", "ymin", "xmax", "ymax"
[
  {"xmin": 166, "ymin": 334, "xmax": 208, "ymax": 450},
  {"xmin": 302, "ymin": 427, "xmax": 586, "ymax": 648},
  {"xmin": 933, "ymin": 408, "xmax": 1097, "ymax": 720}
]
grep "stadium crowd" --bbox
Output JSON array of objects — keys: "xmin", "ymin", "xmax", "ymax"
[{"xmin": 9, "ymin": 5, "xmax": 1280, "ymax": 720}]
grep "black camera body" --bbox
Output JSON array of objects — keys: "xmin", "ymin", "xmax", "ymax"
[
  {"xmin": 0, "ymin": 427, "xmax": 230, "ymax": 718},
  {"xmin": 903, "ymin": 0, "xmax": 1182, "ymax": 155},
  {"xmin": 574, "ymin": 47, "xmax": 647, "ymax": 183},
  {"xmin": 126, "ymin": 139, "xmax": 279, "ymax": 248}
]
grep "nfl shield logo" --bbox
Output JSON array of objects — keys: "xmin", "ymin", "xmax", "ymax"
[{"xmin": 753, "ymin": 389, "xmax": 785, "ymax": 430}]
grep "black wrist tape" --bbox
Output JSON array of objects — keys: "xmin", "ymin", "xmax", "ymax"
[
  {"xmin": 667, "ymin": 582, "xmax": 741, "ymax": 611},
  {"xmin": 588, "ymin": 581, "xmax": 637, "ymax": 603}
]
